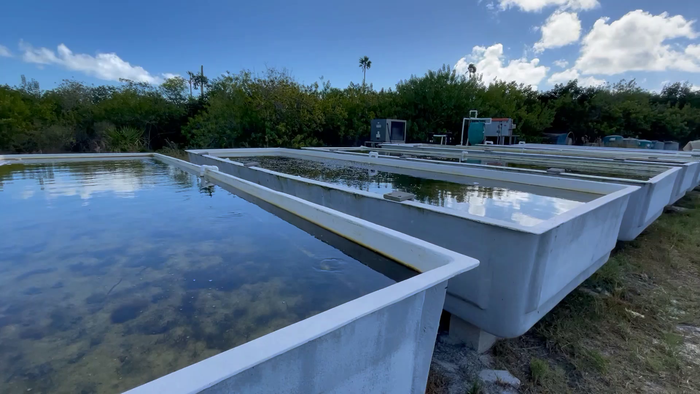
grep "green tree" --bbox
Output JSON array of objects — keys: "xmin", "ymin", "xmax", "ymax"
[
  {"xmin": 160, "ymin": 76, "xmax": 188, "ymax": 105},
  {"xmin": 3, "ymin": 67, "xmax": 700, "ymax": 154}
]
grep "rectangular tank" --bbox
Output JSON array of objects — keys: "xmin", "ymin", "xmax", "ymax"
[
  {"xmin": 304, "ymin": 146, "xmax": 681, "ymax": 241},
  {"xmin": 0, "ymin": 153, "xmax": 477, "ymax": 394},
  {"xmin": 512, "ymin": 143, "xmax": 699, "ymax": 157},
  {"xmin": 308, "ymin": 144, "xmax": 687, "ymax": 204},
  {"xmin": 382, "ymin": 143, "xmax": 700, "ymax": 193},
  {"xmin": 472, "ymin": 143, "xmax": 700, "ymax": 188},
  {"xmin": 188, "ymin": 148, "xmax": 639, "ymax": 339}
]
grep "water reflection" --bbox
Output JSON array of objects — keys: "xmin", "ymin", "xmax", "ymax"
[
  {"xmin": 236, "ymin": 156, "xmax": 586, "ymax": 226},
  {"xmin": 0, "ymin": 159, "xmax": 401, "ymax": 393},
  {"xmin": 1, "ymin": 161, "xmax": 152, "ymax": 201}
]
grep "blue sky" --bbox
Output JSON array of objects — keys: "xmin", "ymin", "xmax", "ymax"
[{"xmin": 0, "ymin": 0, "xmax": 698, "ymax": 92}]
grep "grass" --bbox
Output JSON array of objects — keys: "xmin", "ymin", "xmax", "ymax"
[
  {"xmin": 156, "ymin": 147, "xmax": 189, "ymax": 161},
  {"xmin": 425, "ymin": 369, "xmax": 450, "ymax": 394},
  {"xmin": 467, "ymin": 380, "xmax": 483, "ymax": 394},
  {"xmin": 491, "ymin": 192, "xmax": 700, "ymax": 393},
  {"xmin": 529, "ymin": 358, "xmax": 549, "ymax": 385}
]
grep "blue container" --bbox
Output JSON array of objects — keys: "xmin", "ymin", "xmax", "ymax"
[
  {"xmin": 664, "ymin": 141, "xmax": 680, "ymax": 151},
  {"xmin": 637, "ymin": 140, "xmax": 653, "ymax": 149},
  {"xmin": 603, "ymin": 135, "xmax": 623, "ymax": 147}
]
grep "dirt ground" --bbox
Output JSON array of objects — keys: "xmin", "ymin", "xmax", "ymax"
[{"xmin": 428, "ymin": 191, "xmax": 700, "ymax": 394}]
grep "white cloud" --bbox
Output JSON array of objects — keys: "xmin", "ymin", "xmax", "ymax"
[
  {"xmin": 497, "ymin": 0, "xmax": 599, "ymax": 13},
  {"xmin": 687, "ymin": 44, "xmax": 700, "ymax": 60},
  {"xmin": 576, "ymin": 10, "xmax": 700, "ymax": 75},
  {"xmin": 0, "ymin": 45, "xmax": 12, "ymax": 57},
  {"xmin": 548, "ymin": 68, "xmax": 606, "ymax": 86},
  {"xmin": 455, "ymin": 43, "xmax": 549, "ymax": 89},
  {"xmin": 553, "ymin": 59, "xmax": 569, "ymax": 68},
  {"xmin": 18, "ymin": 41, "xmax": 165, "ymax": 84},
  {"xmin": 162, "ymin": 73, "xmax": 181, "ymax": 80},
  {"xmin": 534, "ymin": 11, "xmax": 581, "ymax": 53}
]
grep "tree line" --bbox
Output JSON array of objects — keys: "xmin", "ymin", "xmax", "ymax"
[{"xmin": 1, "ymin": 66, "xmax": 699, "ymax": 154}]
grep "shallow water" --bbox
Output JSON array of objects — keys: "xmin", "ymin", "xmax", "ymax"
[
  {"xmin": 233, "ymin": 156, "xmax": 587, "ymax": 227},
  {"xmin": 0, "ymin": 159, "xmax": 408, "ymax": 393}
]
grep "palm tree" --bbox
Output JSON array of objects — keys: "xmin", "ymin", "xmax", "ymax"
[
  {"xmin": 468, "ymin": 63, "xmax": 477, "ymax": 79},
  {"xmin": 359, "ymin": 56, "xmax": 372, "ymax": 85},
  {"xmin": 188, "ymin": 67, "xmax": 209, "ymax": 99},
  {"xmin": 186, "ymin": 71, "xmax": 195, "ymax": 97}
]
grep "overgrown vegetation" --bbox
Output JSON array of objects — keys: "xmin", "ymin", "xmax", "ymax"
[
  {"xmin": 2, "ymin": 68, "xmax": 700, "ymax": 154},
  {"xmin": 492, "ymin": 193, "xmax": 700, "ymax": 393}
]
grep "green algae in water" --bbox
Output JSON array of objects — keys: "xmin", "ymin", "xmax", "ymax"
[
  {"xmin": 0, "ymin": 159, "xmax": 411, "ymax": 393},
  {"xmin": 233, "ymin": 156, "xmax": 588, "ymax": 226}
]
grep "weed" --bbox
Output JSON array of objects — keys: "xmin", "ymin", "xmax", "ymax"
[
  {"xmin": 530, "ymin": 357, "xmax": 549, "ymax": 385},
  {"xmin": 158, "ymin": 147, "xmax": 189, "ymax": 161},
  {"xmin": 107, "ymin": 127, "xmax": 145, "ymax": 152},
  {"xmin": 467, "ymin": 380, "xmax": 482, "ymax": 394},
  {"xmin": 425, "ymin": 368, "xmax": 449, "ymax": 394}
]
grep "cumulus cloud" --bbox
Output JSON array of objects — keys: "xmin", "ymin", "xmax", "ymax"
[
  {"xmin": 576, "ymin": 10, "xmax": 700, "ymax": 75},
  {"xmin": 162, "ymin": 73, "xmax": 181, "ymax": 80},
  {"xmin": 18, "ymin": 41, "xmax": 166, "ymax": 84},
  {"xmin": 497, "ymin": 0, "xmax": 599, "ymax": 13},
  {"xmin": 687, "ymin": 44, "xmax": 700, "ymax": 60},
  {"xmin": 553, "ymin": 59, "xmax": 569, "ymax": 68},
  {"xmin": 455, "ymin": 43, "xmax": 549, "ymax": 89},
  {"xmin": 0, "ymin": 45, "xmax": 12, "ymax": 57},
  {"xmin": 548, "ymin": 68, "xmax": 606, "ymax": 86},
  {"xmin": 534, "ymin": 11, "xmax": 581, "ymax": 53}
]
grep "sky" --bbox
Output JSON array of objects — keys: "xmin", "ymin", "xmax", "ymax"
[{"xmin": 0, "ymin": 0, "xmax": 699, "ymax": 92}]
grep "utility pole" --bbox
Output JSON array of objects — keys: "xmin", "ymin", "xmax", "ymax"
[{"xmin": 200, "ymin": 65, "xmax": 204, "ymax": 99}]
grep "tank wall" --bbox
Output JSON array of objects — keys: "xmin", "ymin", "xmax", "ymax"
[
  {"xmin": 617, "ymin": 186, "xmax": 647, "ymax": 241},
  {"xmin": 679, "ymin": 164, "xmax": 696, "ymax": 193},
  {"xmin": 646, "ymin": 170, "xmax": 680, "ymax": 220},
  {"xmin": 537, "ymin": 195, "xmax": 628, "ymax": 307},
  {"xmin": 445, "ymin": 192, "xmax": 628, "ymax": 338},
  {"xmin": 200, "ymin": 284, "xmax": 446, "ymax": 394},
  {"xmin": 127, "ymin": 280, "xmax": 449, "ymax": 394},
  {"xmin": 692, "ymin": 162, "xmax": 700, "ymax": 187}
]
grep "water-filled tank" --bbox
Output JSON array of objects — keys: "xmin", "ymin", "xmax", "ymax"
[
  {"xmin": 603, "ymin": 135, "xmax": 623, "ymax": 147},
  {"xmin": 543, "ymin": 132, "xmax": 574, "ymax": 145},
  {"xmin": 623, "ymin": 138, "xmax": 639, "ymax": 148},
  {"xmin": 664, "ymin": 141, "xmax": 680, "ymax": 151},
  {"xmin": 637, "ymin": 140, "xmax": 653, "ymax": 149}
]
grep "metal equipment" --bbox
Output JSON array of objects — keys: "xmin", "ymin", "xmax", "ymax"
[{"xmin": 369, "ymin": 119, "xmax": 407, "ymax": 146}]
